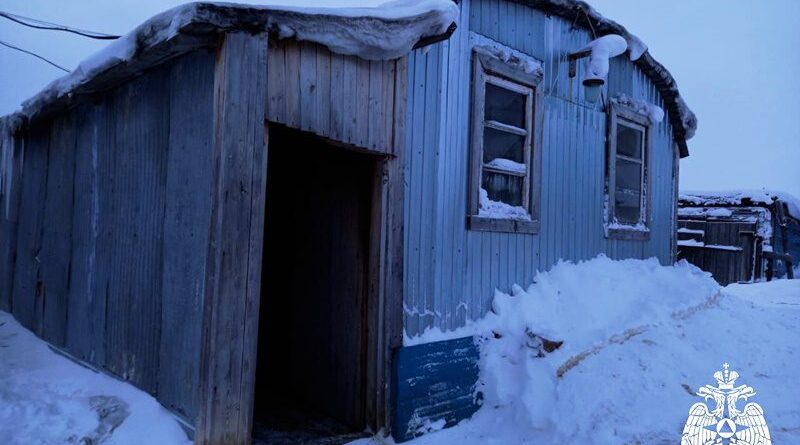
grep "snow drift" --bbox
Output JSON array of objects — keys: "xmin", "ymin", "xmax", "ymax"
[
  {"xmin": 476, "ymin": 256, "xmax": 720, "ymax": 438},
  {"xmin": 389, "ymin": 256, "xmax": 800, "ymax": 444},
  {"xmin": 0, "ymin": 311, "xmax": 191, "ymax": 445}
]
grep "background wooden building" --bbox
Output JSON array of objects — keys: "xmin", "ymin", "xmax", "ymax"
[
  {"xmin": 678, "ymin": 191, "xmax": 799, "ymax": 285},
  {"xmin": 0, "ymin": 1, "xmax": 697, "ymax": 443}
]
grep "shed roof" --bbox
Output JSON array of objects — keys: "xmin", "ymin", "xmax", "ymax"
[
  {"xmin": 680, "ymin": 190, "xmax": 800, "ymax": 221},
  {"xmin": 1, "ymin": 0, "xmax": 696, "ymax": 157},
  {"xmin": 0, "ymin": 0, "xmax": 458, "ymax": 128}
]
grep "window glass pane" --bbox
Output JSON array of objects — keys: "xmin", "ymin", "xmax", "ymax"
[
  {"xmin": 615, "ymin": 157, "xmax": 642, "ymax": 193},
  {"xmin": 617, "ymin": 123, "xmax": 643, "ymax": 159},
  {"xmin": 615, "ymin": 191, "xmax": 641, "ymax": 224},
  {"xmin": 482, "ymin": 170, "xmax": 524, "ymax": 207},
  {"xmin": 485, "ymin": 82, "xmax": 526, "ymax": 128},
  {"xmin": 483, "ymin": 127, "xmax": 525, "ymax": 164},
  {"xmin": 614, "ymin": 157, "xmax": 642, "ymax": 224}
]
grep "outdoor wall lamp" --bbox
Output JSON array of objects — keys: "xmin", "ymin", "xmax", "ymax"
[{"xmin": 568, "ymin": 34, "xmax": 627, "ymax": 104}]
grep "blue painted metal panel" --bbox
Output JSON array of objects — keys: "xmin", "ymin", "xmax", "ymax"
[
  {"xmin": 392, "ymin": 336, "xmax": 481, "ymax": 442},
  {"xmin": 403, "ymin": 0, "xmax": 677, "ymax": 336}
]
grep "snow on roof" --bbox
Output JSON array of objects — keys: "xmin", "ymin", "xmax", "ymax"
[
  {"xmin": 680, "ymin": 189, "xmax": 800, "ymax": 221},
  {"xmin": 523, "ymin": 0, "xmax": 697, "ymax": 157},
  {"xmin": 1, "ymin": 0, "xmax": 457, "ymax": 126},
  {"xmin": 2, "ymin": 0, "xmax": 696, "ymax": 157}
]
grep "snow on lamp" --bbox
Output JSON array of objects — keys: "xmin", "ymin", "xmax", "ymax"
[{"xmin": 568, "ymin": 34, "xmax": 627, "ymax": 104}]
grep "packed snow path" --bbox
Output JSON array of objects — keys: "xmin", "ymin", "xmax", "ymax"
[{"xmin": 0, "ymin": 311, "xmax": 191, "ymax": 445}]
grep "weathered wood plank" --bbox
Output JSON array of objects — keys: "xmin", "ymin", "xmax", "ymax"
[
  {"xmin": 197, "ymin": 31, "xmax": 268, "ymax": 445},
  {"xmin": 265, "ymin": 40, "xmax": 395, "ymax": 153},
  {"xmin": 0, "ymin": 131, "xmax": 22, "ymax": 312},
  {"xmin": 11, "ymin": 126, "xmax": 50, "ymax": 331},
  {"xmin": 0, "ymin": 218, "xmax": 17, "ymax": 312},
  {"xmin": 158, "ymin": 50, "xmax": 216, "ymax": 421},
  {"xmin": 329, "ymin": 53, "xmax": 345, "ymax": 141},
  {"xmin": 266, "ymin": 39, "xmax": 286, "ymax": 124},
  {"xmin": 315, "ymin": 45, "xmax": 332, "ymax": 137},
  {"xmin": 367, "ymin": 61, "xmax": 383, "ymax": 151},
  {"xmin": 283, "ymin": 39, "xmax": 301, "ymax": 129},
  {"xmin": 355, "ymin": 59, "xmax": 370, "ymax": 148},
  {"xmin": 382, "ymin": 55, "xmax": 408, "ymax": 429},
  {"xmin": 341, "ymin": 54, "xmax": 359, "ymax": 145},
  {"xmin": 39, "ymin": 113, "xmax": 77, "ymax": 347},
  {"xmin": 65, "ymin": 103, "xmax": 101, "ymax": 362},
  {"xmin": 299, "ymin": 41, "xmax": 317, "ymax": 132},
  {"xmin": 103, "ymin": 65, "xmax": 170, "ymax": 394},
  {"xmin": 382, "ymin": 61, "xmax": 396, "ymax": 153},
  {"xmin": 89, "ymin": 95, "xmax": 119, "ymax": 370}
]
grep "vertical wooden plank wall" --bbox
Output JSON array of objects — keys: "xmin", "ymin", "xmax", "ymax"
[
  {"xmin": 196, "ymin": 32, "xmax": 268, "ymax": 445},
  {"xmin": 3, "ymin": 50, "xmax": 217, "ymax": 423},
  {"xmin": 159, "ymin": 51, "xmax": 216, "ymax": 420},
  {"xmin": 0, "ymin": 128, "xmax": 22, "ymax": 311},
  {"xmin": 266, "ymin": 39, "xmax": 397, "ymax": 154},
  {"xmin": 11, "ymin": 127, "xmax": 49, "ymax": 331},
  {"xmin": 403, "ymin": 0, "xmax": 678, "ymax": 336}
]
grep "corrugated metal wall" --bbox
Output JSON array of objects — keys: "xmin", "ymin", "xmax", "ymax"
[
  {"xmin": 403, "ymin": 0, "xmax": 678, "ymax": 336},
  {"xmin": 0, "ymin": 51, "xmax": 215, "ymax": 422}
]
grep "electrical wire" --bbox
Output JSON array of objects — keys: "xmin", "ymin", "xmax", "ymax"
[
  {"xmin": 0, "ymin": 11, "xmax": 120, "ymax": 40},
  {"xmin": 0, "ymin": 39, "xmax": 69, "ymax": 72}
]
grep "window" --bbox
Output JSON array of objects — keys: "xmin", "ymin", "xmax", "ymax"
[
  {"xmin": 468, "ymin": 41, "xmax": 543, "ymax": 234},
  {"xmin": 606, "ymin": 103, "xmax": 652, "ymax": 239}
]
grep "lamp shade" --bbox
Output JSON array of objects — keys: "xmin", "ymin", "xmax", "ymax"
[{"xmin": 583, "ymin": 78, "xmax": 604, "ymax": 104}]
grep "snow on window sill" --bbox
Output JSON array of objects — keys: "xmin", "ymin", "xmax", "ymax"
[
  {"xmin": 472, "ymin": 188, "xmax": 538, "ymax": 234},
  {"xmin": 469, "ymin": 215, "xmax": 540, "ymax": 234},
  {"xmin": 605, "ymin": 221, "xmax": 650, "ymax": 241}
]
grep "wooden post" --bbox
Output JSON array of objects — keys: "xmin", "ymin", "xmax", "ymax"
[
  {"xmin": 775, "ymin": 201, "xmax": 795, "ymax": 279},
  {"xmin": 196, "ymin": 31, "xmax": 269, "ymax": 445}
]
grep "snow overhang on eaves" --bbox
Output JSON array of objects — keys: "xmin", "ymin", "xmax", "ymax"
[
  {"xmin": 1, "ymin": 1, "xmax": 459, "ymax": 129},
  {"xmin": 521, "ymin": 0, "xmax": 697, "ymax": 158}
]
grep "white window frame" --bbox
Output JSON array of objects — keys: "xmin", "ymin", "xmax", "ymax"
[
  {"xmin": 468, "ymin": 42, "xmax": 543, "ymax": 234},
  {"xmin": 605, "ymin": 102, "xmax": 653, "ymax": 240}
]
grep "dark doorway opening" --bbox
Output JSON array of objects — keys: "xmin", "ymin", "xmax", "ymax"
[{"xmin": 253, "ymin": 126, "xmax": 375, "ymax": 444}]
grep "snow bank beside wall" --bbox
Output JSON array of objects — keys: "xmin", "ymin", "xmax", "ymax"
[
  {"xmin": 387, "ymin": 257, "xmax": 800, "ymax": 444},
  {"xmin": 475, "ymin": 256, "xmax": 720, "ymax": 436},
  {"xmin": 0, "ymin": 311, "xmax": 191, "ymax": 445}
]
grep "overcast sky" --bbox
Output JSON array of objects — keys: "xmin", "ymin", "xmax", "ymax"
[{"xmin": 1, "ymin": 0, "xmax": 798, "ymax": 196}]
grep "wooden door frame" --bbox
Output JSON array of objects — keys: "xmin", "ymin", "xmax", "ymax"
[{"xmin": 195, "ymin": 32, "xmax": 405, "ymax": 444}]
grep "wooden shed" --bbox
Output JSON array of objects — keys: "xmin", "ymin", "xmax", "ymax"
[
  {"xmin": 0, "ymin": 1, "xmax": 697, "ymax": 443},
  {"xmin": 678, "ymin": 191, "xmax": 799, "ymax": 285}
]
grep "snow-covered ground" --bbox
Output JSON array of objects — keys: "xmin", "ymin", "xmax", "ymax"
[
  {"xmin": 0, "ymin": 311, "xmax": 191, "ymax": 445},
  {"xmin": 359, "ymin": 258, "xmax": 800, "ymax": 445},
  {"xmin": 1, "ymin": 257, "xmax": 798, "ymax": 444}
]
